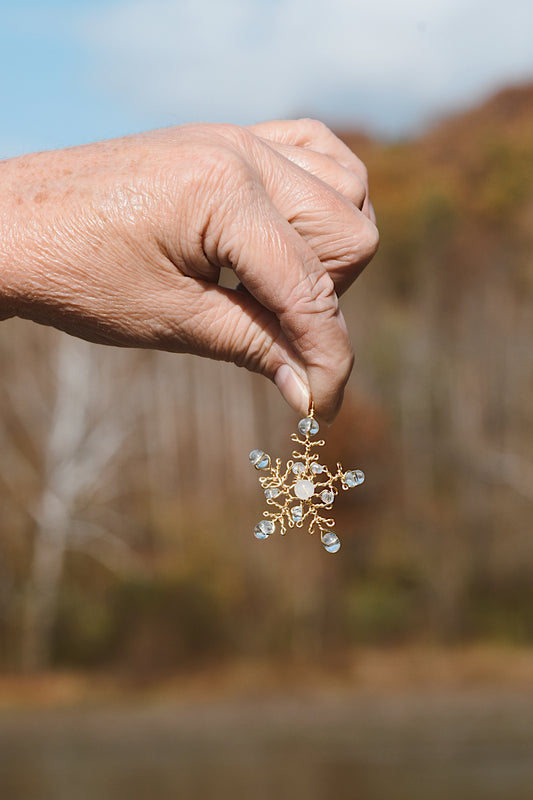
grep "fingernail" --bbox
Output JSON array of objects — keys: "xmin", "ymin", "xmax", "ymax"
[
  {"xmin": 369, "ymin": 201, "xmax": 377, "ymax": 225},
  {"xmin": 274, "ymin": 364, "xmax": 310, "ymax": 416}
]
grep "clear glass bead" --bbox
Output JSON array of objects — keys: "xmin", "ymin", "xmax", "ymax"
[
  {"xmin": 254, "ymin": 519, "xmax": 275, "ymax": 539},
  {"xmin": 311, "ymin": 462, "xmax": 324, "ymax": 474},
  {"xmin": 292, "ymin": 461, "xmax": 305, "ymax": 475},
  {"xmin": 264, "ymin": 487, "xmax": 281, "ymax": 500},
  {"xmin": 298, "ymin": 417, "xmax": 320, "ymax": 437},
  {"xmin": 249, "ymin": 449, "xmax": 271, "ymax": 470},
  {"xmin": 291, "ymin": 505, "xmax": 303, "ymax": 522},
  {"xmin": 343, "ymin": 469, "xmax": 365, "ymax": 487},
  {"xmin": 320, "ymin": 489, "xmax": 334, "ymax": 505},
  {"xmin": 321, "ymin": 530, "xmax": 340, "ymax": 553}
]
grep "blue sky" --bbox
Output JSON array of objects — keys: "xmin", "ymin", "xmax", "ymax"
[{"xmin": 1, "ymin": 0, "xmax": 532, "ymax": 158}]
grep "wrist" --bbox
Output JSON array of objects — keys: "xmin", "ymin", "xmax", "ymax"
[
  {"xmin": 0, "ymin": 152, "xmax": 65, "ymax": 324},
  {"xmin": 0, "ymin": 228, "xmax": 19, "ymax": 322},
  {"xmin": 0, "ymin": 157, "xmax": 30, "ymax": 320}
]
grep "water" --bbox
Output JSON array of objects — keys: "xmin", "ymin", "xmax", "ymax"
[{"xmin": 1, "ymin": 689, "xmax": 533, "ymax": 800}]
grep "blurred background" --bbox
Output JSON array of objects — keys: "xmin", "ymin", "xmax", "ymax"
[{"xmin": 1, "ymin": 1, "xmax": 533, "ymax": 798}]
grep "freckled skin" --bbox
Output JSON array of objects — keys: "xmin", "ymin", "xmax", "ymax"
[{"xmin": 0, "ymin": 120, "xmax": 378, "ymax": 421}]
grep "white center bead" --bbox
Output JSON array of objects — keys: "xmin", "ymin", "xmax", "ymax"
[{"xmin": 294, "ymin": 479, "xmax": 314, "ymax": 500}]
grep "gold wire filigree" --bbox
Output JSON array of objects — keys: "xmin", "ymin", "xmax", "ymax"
[{"xmin": 249, "ymin": 403, "xmax": 364, "ymax": 552}]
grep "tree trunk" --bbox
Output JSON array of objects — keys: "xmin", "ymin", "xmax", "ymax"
[{"xmin": 21, "ymin": 492, "xmax": 69, "ymax": 671}]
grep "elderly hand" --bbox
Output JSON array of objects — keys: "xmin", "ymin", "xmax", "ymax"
[{"xmin": 0, "ymin": 119, "xmax": 378, "ymax": 421}]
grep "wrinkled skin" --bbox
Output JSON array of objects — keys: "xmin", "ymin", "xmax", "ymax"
[{"xmin": 0, "ymin": 119, "xmax": 378, "ymax": 421}]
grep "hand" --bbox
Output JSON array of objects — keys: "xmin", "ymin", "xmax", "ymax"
[{"xmin": 0, "ymin": 119, "xmax": 378, "ymax": 421}]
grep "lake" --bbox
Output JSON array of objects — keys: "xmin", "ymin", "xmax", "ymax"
[{"xmin": 1, "ymin": 689, "xmax": 533, "ymax": 799}]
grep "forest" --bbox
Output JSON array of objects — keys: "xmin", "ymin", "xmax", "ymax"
[{"xmin": 0, "ymin": 83, "xmax": 532, "ymax": 677}]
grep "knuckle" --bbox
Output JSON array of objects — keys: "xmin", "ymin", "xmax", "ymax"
[
  {"xmin": 198, "ymin": 148, "xmax": 263, "ymax": 265},
  {"xmin": 343, "ymin": 152, "xmax": 369, "ymax": 193},
  {"xmin": 220, "ymin": 123, "xmax": 258, "ymax": 153},
  {"xmin": 183, "ymin": 128, "xmax": 258, "ymax": 193},
  {"xmin": 290, "ymin": 268, "xmax": 338, "ymax": 317},
  {"xmin": 281, "ymin": 269, "xmax": 342, "ymax": 351},
  {"xmin": 298, "ymin": 119, "xmax": 370, "ymax": 191},
  {"xmin": 361, "ymin": 219, "xmax": 380, "ymax": 259},
  {"xmin": 329, "ymin": 219, "xmax": 379, "ymax": 268},
  {"xmin": 296, "ymin": 117, "xmax": 331, "ymax": 142},
  {"xmin": 348, "ymin": 174, "xmax": 367, "ymax": 209},
  {"xmin": 340, "ymin": 219, "xmax": 379, "ymax": 265},
  {"xmin": 354, "ymin": 157, "xmax": 369, "ymax": 186}
]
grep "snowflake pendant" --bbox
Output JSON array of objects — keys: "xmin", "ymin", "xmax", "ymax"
[{"xmin": 249, "ymin": 405, "xmax": 364, "ymax": 553}]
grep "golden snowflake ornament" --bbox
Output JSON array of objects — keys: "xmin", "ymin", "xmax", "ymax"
[{"xmin": 249, "ymin": 405, "xmax": 364, "ymax": 553}]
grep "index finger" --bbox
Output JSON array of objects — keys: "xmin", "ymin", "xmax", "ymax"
[{"xmin": 209, "ymin": 183, "xmax": 354, "ymax": 421}]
